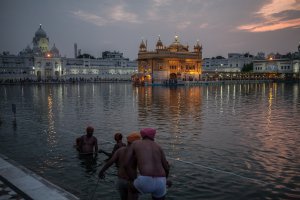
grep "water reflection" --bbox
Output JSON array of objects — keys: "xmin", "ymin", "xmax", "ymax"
[
  {"xmin": 0, "ymin": 83, "xmax": 299, "ymax": 200},
  {"xmin": 47, "ymin": 89, "xmax": 57, "ymax": 147},
  {"xmin": 77, "ymin": 154, "xmax": 98, "ymax": 174}
]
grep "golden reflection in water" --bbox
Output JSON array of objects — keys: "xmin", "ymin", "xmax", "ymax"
[
  {"xmin": 135, "ymin": 86, "xmax": 203, "ymax": 156},
  {"xmin": 47, "ymin": 90, "xmax": 57, "ymax": 147},
  {"xmin": 252, "ymin": 83, "xmax": 293, "ymax": 180},
  {"xmin": 267, "ymin": 86, "xmax": 273, "ymax": 125},
  {"xmin": 293, "ymin": 84, "xmax": 298, "ymax": 108}
]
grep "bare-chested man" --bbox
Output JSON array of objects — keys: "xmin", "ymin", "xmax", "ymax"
[
  {"xmin": 98, "ymin": 132, "xmax": 141, "ymax": 200},
  {"xmin": 75, "ymin": 126, "xmax": 98, "ymax": 155},
  {"xmin": 99, "ymin": 133, "xmax": 126, "ymax": 160},
  {"xmin": 125, "ymin": 128, "xmax": 169, "ymax": 200}
]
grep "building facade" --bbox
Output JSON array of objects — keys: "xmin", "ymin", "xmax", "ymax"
[
  {"xmin": 136, "ymin": 36, "xmax": 202, "ymax": 84},
  {"xmin": 202, "ymin": 53, "xmax": 254, "ymax": 73},
  {"xmin": 0, "ymin": 25, "xmax": 137, "ymax": 82},
  {"xmin": 253, "ymin": 44, "xmax": 300, "ymax": 79}
]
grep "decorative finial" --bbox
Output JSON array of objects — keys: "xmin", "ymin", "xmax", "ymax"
[{"xmin": 40, "ymin": 24, "xmax": 42, "ymax": 28}]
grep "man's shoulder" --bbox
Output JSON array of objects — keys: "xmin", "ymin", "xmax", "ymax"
[
  {"xmin": 92, "ymin": 136, "xmax": 98, "ymax": 140},
  {"xmin": 115, "ymin": 146, "xmax": 127, "ymax": 156},
  {"xmin": 77, "ymin": 135, "xmax": 84, "ymax": 140}
]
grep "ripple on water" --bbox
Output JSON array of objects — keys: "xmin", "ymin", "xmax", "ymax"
[{"xmin": 0, "ymin": 83, "xmax": 300, "ymax": 199}]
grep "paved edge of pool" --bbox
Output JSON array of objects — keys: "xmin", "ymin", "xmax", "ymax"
[{"xmin": 0, "ymin": 153, "xmax": 79, "ymax": 200}]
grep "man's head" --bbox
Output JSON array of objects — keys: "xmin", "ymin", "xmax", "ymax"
[
  {"xmin": 86, "ymin": 126, "xmax": 94, "ymax": 137},
  {"xmin": 127, "ymin": 132, "xmax": 141, "ymax": 145},
  {"xmin": 140, "ymin": 128, "xmax": 156, "ymax": 140},
  {"xmin": 114, "ymin": 133, "xmax": 123, "ymax": 142}
]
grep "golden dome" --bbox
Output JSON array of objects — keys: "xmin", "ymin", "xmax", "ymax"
[
  {"xmin": 139, "ymin": 40, "xmax": 146, "ymax": 50},
  {"xmin": 168, "ymin": 36, "xmax": 188, "ymax": 52},
  {"xmin": 156, "ymin": 36, "xmax": 163, "ymax": 48}
]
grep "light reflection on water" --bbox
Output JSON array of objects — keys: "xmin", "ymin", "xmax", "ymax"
[{"xmin": 0, "ymin": 82, "xmax": 300, "ymax": 200}]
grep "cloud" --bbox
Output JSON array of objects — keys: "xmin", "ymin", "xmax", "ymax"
[
  {"xmin": 199, "ymin": 23, "xmax": 208, "ymax": 29},
  {"xmin": 258, "ymin": 0, "xmax": 300, "ymax": 18},
  {"xmin": 146, "ymin": 0, "xmax": 172, "ymax": 20},
  {"xmin": 177, "ymin": 21, "xmax": 191, "ymax": 29},
  {"xmin": 109, "ymin": 5, "xmax": 140, "ymax": 23},
  {"xmin": 72, "ymin": 10, "xmax": 108, "ymax": 26},
  {"xmin": 237, "ymin": 0, "xmax": 300, "ymax": 32},
  {"xmin": 153, "ymin": 0, "xmax": 172, "ymax": 7},
  {"xmin": 238, "ymin": 18, "xmax": 300, "ymax": 32},
  {"xmin": 71, "ymin": 5, "xmax": 140, "ymax": 27}
]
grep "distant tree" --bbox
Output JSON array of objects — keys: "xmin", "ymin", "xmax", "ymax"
[
  {"xmin": 216, "ymin": 55, "xmax": 225, "ymax": 59},
  {"xmin": 77, "ymin": 53, "xmax": 95, "ymax": 59},
  {"xmin": 244, "ymin": 53, "xmax": 254, "ymax": 58},
  {"xmin": 2, "ymin": 51, "xmax": 10, "ymax": 55},
  {"xmin": 242, "ymin": 63, "xmax": 253, "ymax": 72},
  {"xmin": 282, "ymin": 52, "xmax": 292, "ymax": 59}
]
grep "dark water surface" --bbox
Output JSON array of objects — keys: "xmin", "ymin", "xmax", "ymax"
[{"xmin": 0, "ymin": 83, "xmax": 300, "ymax": 200}]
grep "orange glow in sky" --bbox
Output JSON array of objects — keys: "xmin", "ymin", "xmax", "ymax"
[{"xmin": 238, "ymin": 0, "xmax": 300, "ymax": 32}]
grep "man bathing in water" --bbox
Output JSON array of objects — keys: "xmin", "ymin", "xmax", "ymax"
[
  {"xmin": 98, "ymin": 132, "xmax": 141, "ymax": 200},
  {"xmin": 75, "ymin": 126, "xmax": 98, "ymax": 155},
  {"xmin": 99, "ymin": 133, "xmax": 126, "ymax": 159},
  {"xmin": 125, "ymin": 128, "xmax": 170, "ymax": 200}
]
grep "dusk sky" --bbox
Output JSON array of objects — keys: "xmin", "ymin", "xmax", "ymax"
[{"xmin": 1, "ymin": 0, "xmax": 300, "ymax": 60}]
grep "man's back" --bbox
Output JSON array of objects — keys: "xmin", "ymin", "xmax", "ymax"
[{"xmin": 132, "ymin": 138, "xmax": 168, "ymax": 177}]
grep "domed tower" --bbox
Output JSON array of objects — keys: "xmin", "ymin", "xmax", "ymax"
[
  {"xmin": 139, "ymin": 40, "xmax": 147, "ymax": 52},
  {"xmin": 194, "ymin": 40, "xmax": 202, "ymax": 53},
  {"xmin": 50, "ymin": 44, "xmax": 60, "ymax": 57},
  {"xmin": 156, "ymin": 36, "xmax": 164, "ymax": 50},
  {"xmin": 168, "ymin": 35, "xmax": 188, "ymax": 52},
  {"xmin": 32, "ymin": 24, "xmax": 49, "ymax": 55}
]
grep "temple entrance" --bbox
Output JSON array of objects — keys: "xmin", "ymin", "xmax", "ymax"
[
  {"xmin": 45, "ymin": 69, "xmax": 52, "ymax": 80},
  {"xmin": 168, "ymin": 73, "xmax": 177, "ymax": 85},
  {"xmin": 55, "ymin": 71, "xmax": 60, "ymax": 79},
  {"xmin": 37, "ymin": 71, "xmax": 41, "ymax": 81},
  {"xmin": 170, "ymin": 73, "xmax": 177, "ymax": 79}
]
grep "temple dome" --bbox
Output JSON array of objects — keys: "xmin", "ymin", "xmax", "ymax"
[
  {"xmin": 156, "ymin": 37, "xmax": 163, "ymax": 47},
  {"xmin": 35, "ymin": 24, "xmax": 47, "ymax": 38},
  {"xmin": 139, "ymin": 40, "xmax": 147, "ymax": 52},
  {"xmin": 168, "ymin": 36, "xmax": 188, "ymax": 52},
  {"xmin": 50, "ymin": 44, "xmax": 60, "ymax": 57}
]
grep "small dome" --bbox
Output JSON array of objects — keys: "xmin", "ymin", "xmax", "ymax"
[
  {"xmin": 50, "ymin": 44, "xmax": 60, "ymax": 56},
  {"xmin": 139, "ymin": 40, "xmax": 146, "ymax": 51},
  {"xmin": 168, "ymin": 36, "xmax": 188, "ymax": 52},
  {"xmin": 194, "ymin": 40, "xmax": 202, "ymax": 52},
  {"xmin": 156, "ymin": 37, "xmax": 163, "ymax": 47},
  {"xmin": 35, "ymin": 24, "xmax": 47, "ymax": 38}
]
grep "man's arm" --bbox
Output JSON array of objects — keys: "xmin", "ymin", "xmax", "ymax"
[
  {"xmin": 94, "ymin": 138, "xmax": 98, "ymax": 153},
  {"xmin": 123, "ymin": 145, "xmax": 136, "ymax": 181},
  {"xmin": 160, "ymin": 147, "xmax": 169, "ymax": 177},
  {"xmin": 98, "ymin": 149, "xmax": 119, "ymax": 179}
]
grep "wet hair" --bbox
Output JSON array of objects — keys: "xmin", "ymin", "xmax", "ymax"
[
  {"xmin": 86, "ymin": 126, "xmax": 94, "ymax": 134},
  {"xmin": 114, "ymin": 133, "xmax": 123, "ymax": 141}
]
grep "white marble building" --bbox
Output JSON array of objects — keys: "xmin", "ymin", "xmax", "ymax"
[
  {"xmin": 0, "ymin": 25, "xmax": 137, "ymax": 82},
  {"xmin": 202, "ymin": 53, "xmax": 254, "ymax": 73},
  {"xmin": 253, "ymin": 44, "xmax": 300, "ymax": 78}
]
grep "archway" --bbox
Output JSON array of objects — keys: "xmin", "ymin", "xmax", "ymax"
[
  {"xmin": 169, "ymin": 73, "xmax": 177, "ymax": 85},
  {"xmin": 37, "ymin": 71, "xmax": 41, "ymax": 81},
  {"xmin": 170, "ymin": 73, "xmax": 177, "ymax": 79}
]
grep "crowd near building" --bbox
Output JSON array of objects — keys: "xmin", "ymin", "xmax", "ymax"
[{"xmin": 0, "ymin": 25, "xmax": 137, "ymax": 83}]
